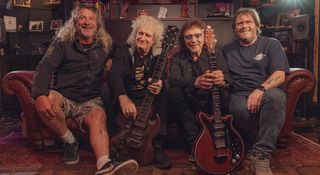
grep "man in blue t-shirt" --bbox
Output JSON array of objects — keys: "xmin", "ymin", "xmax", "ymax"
[{"xmin": 222, "ymin": 8, "xmax": 289, "ymax": 175}]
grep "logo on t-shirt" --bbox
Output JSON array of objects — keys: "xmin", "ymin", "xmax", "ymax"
[
  {"xmin": 253, "ymin": 53, "xmax": 266, "ymax": 61},
  {"xmin": 132, "ymin": 65, "xmax": 145, "ymax": 91}
]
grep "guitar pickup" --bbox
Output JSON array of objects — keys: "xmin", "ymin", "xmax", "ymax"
[
  {"xmin": 127, "ymin": 137, "xmax": 142, "ymax": 148},
  {"xmin": 213, "ymin": 122, "xmax": 225, "ymax": 128},
  {"xmin": 214, "ymin": 131, "xmax": 225, "ymax": 137},
  {"xmin": 215, "ymin": 139, "xmax": 226, "ymax": 149},
  {"xmin": 134, "ymin": 120, "xmax": 147, "ymax": 129},
  {"xmin": 130, "ymin": 130, "xmax": 144, "ymax": 140}
]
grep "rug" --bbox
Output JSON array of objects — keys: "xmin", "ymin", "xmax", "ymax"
[{"xmin": 0, "ymin": 131, "xmax": 320, "ymax": 174}]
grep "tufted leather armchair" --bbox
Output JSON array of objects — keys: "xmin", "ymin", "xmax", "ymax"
[{"xmin": 0, "ymin": 63, "xmax": 316, "ymax": 146}]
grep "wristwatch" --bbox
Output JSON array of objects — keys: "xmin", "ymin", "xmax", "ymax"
[{"xmin": 257, "ymin": 85, "xmax": 266, "ymax": 92}]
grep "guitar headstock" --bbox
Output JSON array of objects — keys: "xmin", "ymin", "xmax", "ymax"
[
  {"xmin": 204, "ymin": 25, "xmax": 217, "ymax": 54},
  {"xmin": 162, "ymin": 25, "xmax": 179, "ymax": 53}
]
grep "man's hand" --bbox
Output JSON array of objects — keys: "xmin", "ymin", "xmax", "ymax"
[
  {"xmin": 119, "ymin": 95, "xmax": 137, "ymax": 119},
  {"xmin": 247, "ymin": 89, "xmax": 264, "ymax": 113},
  {"xmin": 147, "ymin": 79, "xmax": 163, "ymax": 95},
  {"xmin": 35, "ymin": 95, "xmax": 56, "ymax": 119},
  {"xmin": 194, "ymin": 70, "xmax": 225, "ymax": 89}
]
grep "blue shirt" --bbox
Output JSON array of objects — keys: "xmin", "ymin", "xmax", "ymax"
[{"xmin": 222, "ymin": 36, "xmax": 290, "ymax": 95}]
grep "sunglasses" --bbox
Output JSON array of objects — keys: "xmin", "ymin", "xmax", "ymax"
[{"xmin": 183, "ymin": 33, "xmax": 203, "ymax": 41}]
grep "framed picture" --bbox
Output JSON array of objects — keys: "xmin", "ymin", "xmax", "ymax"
[
  {"xmin": 29, "ymin": 21, "xmax": 44, "ymax": 31},
  {"xmin": 3, "ymin": 16, "xmax": 17, "ymax": 32},
  {"xmin": 43, "ymin": 0, "xmax": 61, "ymax": 6},
  {"xmin": 13, "ymin": 0, "xmax": 31, "ymax": 8},
  {"xmin": 137, "ymin": 9, "xmax": 149, "ymax": 17},
  {"xmin": 50, "ymin": 20, "xmax": 62, "ymax": 30},
  {"xmin": 276, "ymin": 9, "xmax": 300, "ymax": 27}
]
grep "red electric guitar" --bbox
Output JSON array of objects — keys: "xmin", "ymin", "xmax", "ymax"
[
  {"xmin": 193, "ymin": 25, "xmax": 245, "ymax": 174},
  {"xmin": 110, "ymin": 25, "xmax": 179, "ymax": 165}
]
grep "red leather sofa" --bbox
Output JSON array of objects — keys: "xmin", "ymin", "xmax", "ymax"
[{"xmin": 0, "ymin": 63, "xmax": 316, "ymax": 146}]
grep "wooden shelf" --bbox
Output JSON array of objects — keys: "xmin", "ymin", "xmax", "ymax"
[
  {"xmin": 111, "ymin": 0, "xmax": 196, "ymax": 5},
  {"xmin": 106, "ymin": 17, "xmax": 230, "ymax": 22},
  {"xmin": 263, "ymin": 26, "xmax": 292, "ymax": 30},
  {"xmin": 6, "ymin": 31, "xmax": 55, "ymax": 34}
]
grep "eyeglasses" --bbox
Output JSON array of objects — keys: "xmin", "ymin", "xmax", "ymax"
[{"xmin": 183, "ymin": 33, "xmax": 203, "ymax": 41}]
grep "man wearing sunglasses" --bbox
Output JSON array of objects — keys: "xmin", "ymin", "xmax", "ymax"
[{"xmin": 168, "ymin": 19, "xmax": 232, "ymax": 161}]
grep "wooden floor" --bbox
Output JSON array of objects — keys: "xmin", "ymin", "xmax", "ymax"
[
  {"xmin": 21, "ymin": 162, "xmax": 320, "ymax": 175},
  {"xmin": 1, "ymin": 117, "xmax": 320, "ymax": 175}
]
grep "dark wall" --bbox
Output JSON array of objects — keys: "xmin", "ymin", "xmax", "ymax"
[
  {"xmin": 1, "ymin": 0, "xmax": 65, "ymax": 55},
  {"xmin": 105, "ymin": 18, "xmax": 235, "ymax": 49}
]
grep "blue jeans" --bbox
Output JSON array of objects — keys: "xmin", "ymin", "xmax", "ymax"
[{"xmin": 229, "ymin": 88, "xmax": 286, "ymax": 156}]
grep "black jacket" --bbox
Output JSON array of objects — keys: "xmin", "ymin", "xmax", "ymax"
[
  {"xmin": 108, "ymin": 44, "xmax": 166, "ymax": 101},
  {"xmin": 168, "ymin": 49, "xmax": 232, "ymax": 91},
  {"xmin": 32, "ymin": 39, "xmax": 109, "ymax": 102}
]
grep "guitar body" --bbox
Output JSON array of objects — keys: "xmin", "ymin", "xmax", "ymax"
[
  {"xmin": 110, "ymin": 107, "xmax": 161, "ymax": 165},
  {"xmin": 194, "ymin": 112, "xmax": 244, "ymax": 174}
]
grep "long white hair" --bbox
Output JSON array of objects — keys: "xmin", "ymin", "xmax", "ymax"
[{"xmin": 55, "ymin": 5, "xmax": 112, "ymax": 53}]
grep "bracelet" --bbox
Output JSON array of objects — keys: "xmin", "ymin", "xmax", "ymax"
[{"xmin": 257, "ymin": 85, "xmax": 266, "ymax": 92}]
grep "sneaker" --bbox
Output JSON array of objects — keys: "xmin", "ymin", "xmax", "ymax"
[
  {"xmin": 95, "ymin": 159, "xmax": 139, "ymax": 175},
  {"xmin": 63, "ymin": 140, "xmax": 79, "ymax": 165},
  {"xmin": 153, "ymin": 146, "xmax": 172, "ymax": 169},
  {"xmin": 251, "ymin": 156, "xmax": 273, "ymax": 175}
]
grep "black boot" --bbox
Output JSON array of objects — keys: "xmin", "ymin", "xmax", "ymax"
[{"xmin": 153, "ymin": 144, "xmax": 172, "ymax": 169}]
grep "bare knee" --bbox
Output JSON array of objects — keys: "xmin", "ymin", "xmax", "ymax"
[
  {"xmin": 85, "ymin": 108, "xmax": 107, "ymax": 128},
  {"xmin": 48, "ymin": 91, "xmax": 63, "ymax": 107}
]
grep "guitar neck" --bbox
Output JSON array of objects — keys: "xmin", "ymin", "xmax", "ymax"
[
  {"xmin": 209, "ymin": 53, "xmax": 222, "ymax": 117},
  {"xmin": 136, "ymin": 50, "xmax": 166, "ymax": 123}
]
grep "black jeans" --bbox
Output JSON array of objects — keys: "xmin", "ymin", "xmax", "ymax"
[{"xmin": 168, "ymin": 87, "xmax": 212, "ymax": 150}]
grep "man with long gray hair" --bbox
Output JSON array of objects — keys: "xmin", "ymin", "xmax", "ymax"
[{"xmin": 32, "ymin": 4, "xmax": 138, "ymax": 175}]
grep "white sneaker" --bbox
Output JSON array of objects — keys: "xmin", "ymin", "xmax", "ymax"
[{"xmin": 95, "ymin": 159, "xmax": 139, "ymax": 175}]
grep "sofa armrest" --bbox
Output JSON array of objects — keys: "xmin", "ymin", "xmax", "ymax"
[
  {"xmin": 0, "ymin": 70, "xmax": 45, "ymax": 140},
  {"xmin": 1, "ymin": 71, "xmax": 35, "ymax": 116},
  {"xmin": 280, "ymin": 68, "xmax": 315, "ymax": 138},
  {"xmin": 1, "ymin": 70, "xmax": 87, "ymax": 143}
]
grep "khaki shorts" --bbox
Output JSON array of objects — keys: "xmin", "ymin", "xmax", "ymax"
[{"xmin": 51, "ymin": 90, "xmax": 104, "ymax": 132}]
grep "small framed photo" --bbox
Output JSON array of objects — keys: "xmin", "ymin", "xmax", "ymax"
[
  {"xmin": 29, "ymin": 21, "xmax": 44, "ymax": 31},
  {"xmin": 13, "ymin": 0, "xmax": 31, "ymax": 8},
  {"xmin": 137, "ymin": 9, "xmax": 149, "ymax": 17},
  {"xmin": 50, "ymin": 20, "xmax": 62, "ymax": 30},
  {"xmin": 43, "ymin": 0, "xmax": 61, "ymax": 6},
  {"xmin": 3, "ymin": 16, "xmax": 17, "ymax": 32}
]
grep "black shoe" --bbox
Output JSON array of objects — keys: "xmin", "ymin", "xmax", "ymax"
[
  {"xmin": 95, "ymin": 159, "xmax": 139, "ymax": 175},
  {"xmin": 63, "ymin": 140, "xmax": 79, "ymax": 165},
  {"xmin": 153, "ymin": 146, "xmax": 172, "ymax": 169}
]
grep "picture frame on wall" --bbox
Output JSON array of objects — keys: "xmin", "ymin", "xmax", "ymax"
[
  {"xmin": 29, "ymin": 21, "xmax": 44, "ymax": 31},
  {"xmin": 43, "ymin": 0, "xmax": 61, "ymax": 6},
  {"xmin": 50, "ymin": 20, "xmax": 63, "ymax": 30},
  {"xmin": 13, "ymin": 0, "xmax": 31, "ymax": 8},
  {"xmin": 3, "ymin": 16, "xmax": 17, "ymax": 32}
]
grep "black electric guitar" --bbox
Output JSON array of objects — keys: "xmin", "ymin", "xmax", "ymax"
[
  {"xmin": 193, "ymin": 25, "xmax": 245, "ymax": 174},
  {"xmin": 110, "ymin": 25, "xmax": 179, "ymax": 165}
]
